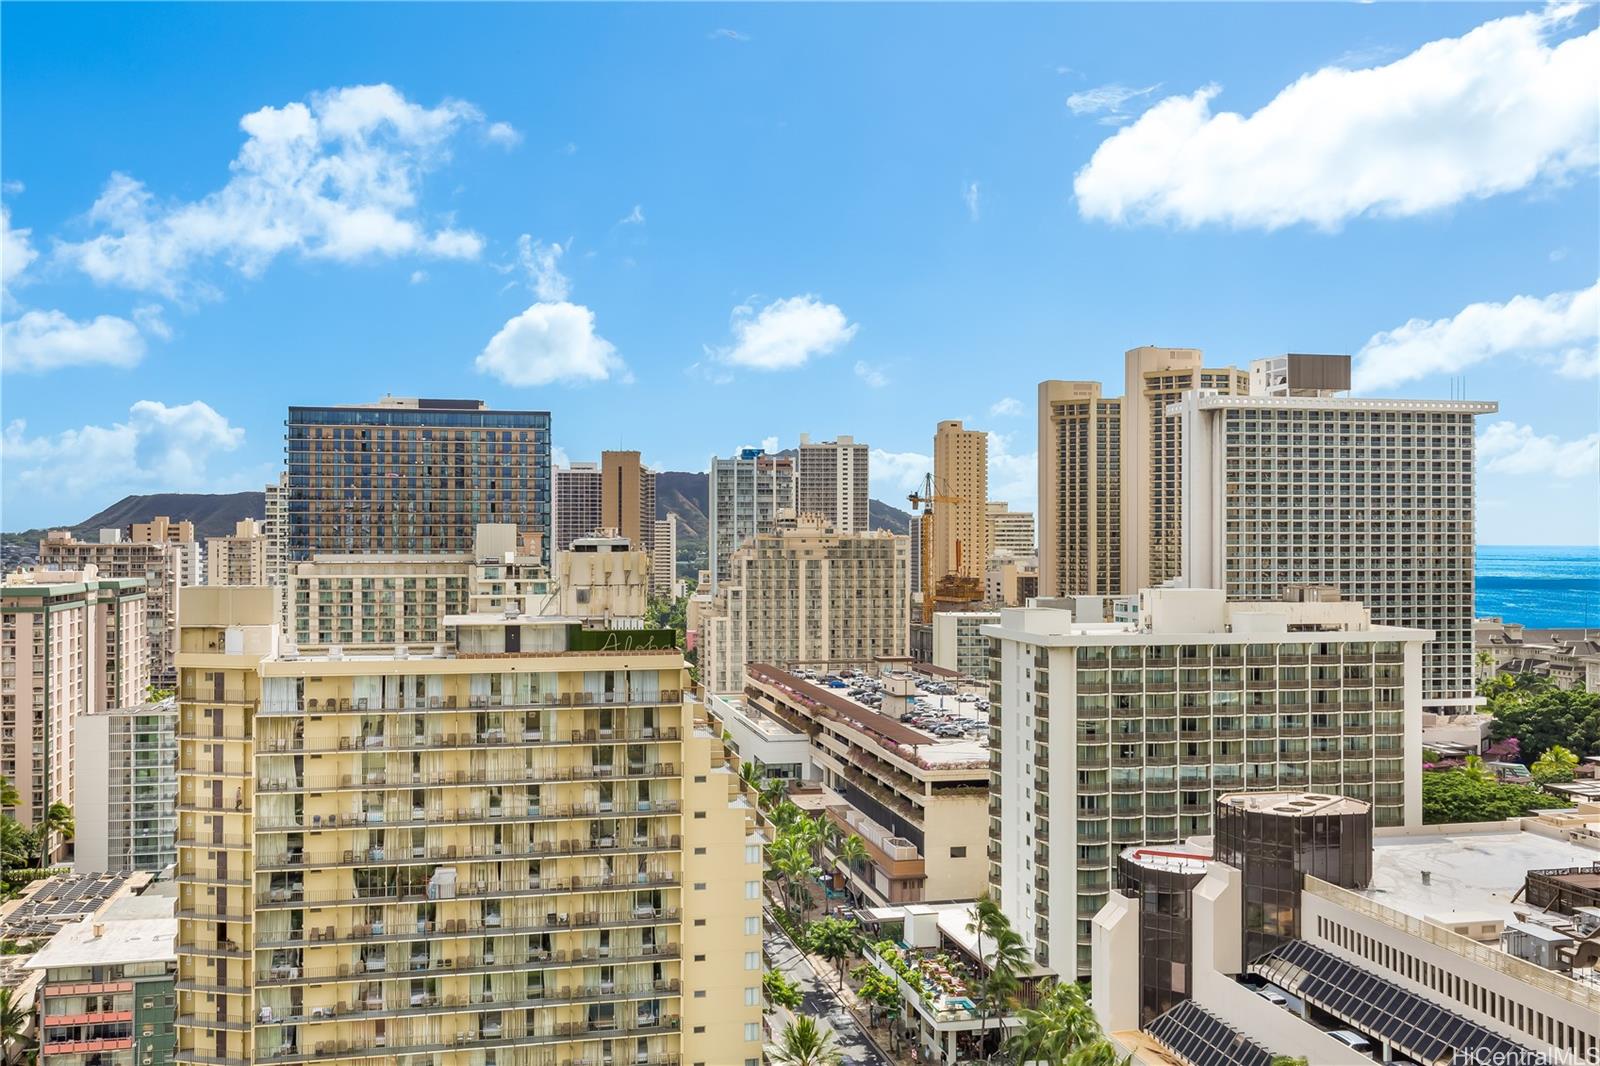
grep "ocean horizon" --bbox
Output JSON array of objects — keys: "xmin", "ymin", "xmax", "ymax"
[{"xmin": 1476, "ymin": 544, "xmax": 1600, "ymax": 630}]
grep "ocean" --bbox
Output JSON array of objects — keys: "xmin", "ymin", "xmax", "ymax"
[{"xmin": 1476, "ymin": 545, "xmax": 1600, "ymax": 630}]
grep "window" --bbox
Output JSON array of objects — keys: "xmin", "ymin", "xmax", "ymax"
[
  {"xmin": 694, "ymin": 811, "xmax": 706, "ymax": 819},
  {"xmin": 694, "ymin": 918, "xmax": 706, "ymax": 927},
  {"xmin": 694, "ymin": 990, "xmax": 706, "ymax": 998},
  {"xmin": 694, "ymin": 953, "xmax": 706, "ymax": 962},
  {"xmin": 745, "ymin": 845, "xmax": 762, "ymax": 864},
  {"xmin": 694, "ymin": 882, "xmax": 707, "ymax": 891},
  {"xmin": 950, "ymin": 846, "xmax": 967, "ymax": 858},
  {"xmin": 745, "ymin": 916, "xmax": 760, "ymax": 935},
  {"xmin": 694, "ymin": 847, "xmax": 707, "ymax": 855},
  {"xmin": 745, "ymin": 987, "xmax": 759, "ymax": 1007},
  {"xmin": 745, "ymin": 881, "xmax": 760, "ymax": 900},
  {"xmin": 745, "ymin": 1023, "xmax": 761, "ymax": 1042},
  {"xmin": 745, "ymin": 951, "xmax": 760, "ymax": 970}
]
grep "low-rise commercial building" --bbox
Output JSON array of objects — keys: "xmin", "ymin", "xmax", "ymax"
[
  {"xmin": 1476, "ymin": 617, "xmax": 1600, "ymax": 691},
  {"xmin": 554, "ymin": 533, "xmax": 650, "ymax": 621},
  {"xmin": 29, "ymin": 895, "xmax": 178, "ymax": 1066},
  {"xmin": 743, "ymin": 665, "xmax": 989, "ymax": 902},
  {"xmin": 1093, "ymin": 796, "xmax": 1600, "ymax": 1066},
  {"xmin": 74, "ymin": 697, "xmax": 178, "ymax": 874},
  {"xmin": 988, "ymin": 587, "xmax": 1429, "ymax": 977}
]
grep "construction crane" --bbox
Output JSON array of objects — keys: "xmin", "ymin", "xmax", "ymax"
[{"xmin": 908, "ymin": 472, "xmax": 982, "ymax": 624}]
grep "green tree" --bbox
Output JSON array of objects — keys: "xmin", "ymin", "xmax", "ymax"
[
  {"xmin": 763, "ymin": 969, "xmax": 803, "ymax": 1012},
  {"xmin": 854, "ymin": 965, "xmax": 901, "ymax": 1024},
  {"xmin": 1423, "ymin": 768, "xmax": 1566, "ymax": 824},
  {"xmin": 36, "ymin": 802, "xmax": 73, "ymax": 869},
  {"xmin": 807, "ymin": 916, "xmax": 861, "ymax": 991},
  {"xmin": 1487, "ymin": 676, "xmax": 1600, "ymax": 761},
  {"xmin": 0, "ymin": 986, "xmax": 33, "ymax": 1064},
  {"xmin": 977, "ymin": 925, "xmax": 1030, "ymax": 1057},
  {"xmin": 768, "ymin": 1015, "xmax": 844, "ymax": 1066},
  {"xmin": 0, "ymin": 778, "xmax": 19, "ymax": 811},
  {"xmin": 1271, "ymin": 1058, "xmax": 1310, "ymax": 1066},
  {"xmin": 1531, "ymin": 743, "xmax": 1579, "ymax": 784},
  {"xmin": 834, "ymin": 833, "xmax": 867, "ymax": 886},
  {"xmin": 1004, "ymin": 979, "xmax": 1129, "ymax": 1066}
]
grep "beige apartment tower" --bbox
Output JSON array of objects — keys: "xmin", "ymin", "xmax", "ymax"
[
  {"xmin": 931, "ymin": 420, "xmax": 990, "ymax": 582},
  {"xmin": 600, "ymin": 451, "xmax": 657, "ymax": 559},
  {"xmin": 209, "ymin": 519, "xmax": 269, "ymax": 586},
  {"xmin": 40, "ymin": 529, "xmax": 182, "ymax": 687},
  {"xmin": 1120, "ymin": 347, "xmax": 1248, "ymax": 593},
  {"xmin": 699, "ymin": 520, "xmax": 910, "ymax": 693},
  {"xmin": 797, "ymin": 434, "xmax": 870, "ymax": 535},
  {"xmin": 985, "ymin": 502, "xmax": 1035, "ymax": 560},
  {"xmin": 174, "ymin": 586, "xmax": 766, "ymax": 1066},
  {"xmin": 1037, "ymin": 380, "xmax": 1123, "ymax": 598},
  {"xmin": 1, "ymin": 568, "xmax": 149, "ymax": 853}
]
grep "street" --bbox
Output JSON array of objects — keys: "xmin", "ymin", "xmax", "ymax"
[{"xmin": 765, "ymin": 926, "xmax": 894, "ymax": 1066}]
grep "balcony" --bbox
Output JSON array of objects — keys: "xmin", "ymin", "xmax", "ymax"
[
  {"xmin": 255, "ymin": 763, "xmax": 680, "ymax": 794},
  {"xmin": 252, "ymin": 907, "xmax": 681, "ymax": 949},
  {"xmin": 254, "ymin": 945, "xmax": 683, "ymax": 987},
  {"xmin": 256, "ymin": 871, "xmax": 682, "ymax": 910},
  {"xmin": 255, "ymin": 726, "xmax": 682, "ymax": 756},
  {"xmin": 244, "ymin": 979, "xmax": 681, "ymax": 1027},
  {"xmin": 255, "ymin": 1014, "xmax": 682, "ymax": 1064},
  {"xmin": 259, "ymin": 690, "xmax": 684, "ymax": 718},
  {"xmin": 256, "ymin": 799, "xmax": 682, "ymax": 833},
  {"xmin": 256, "ymin": 835, "xmax": 683, "ymax": 872}
]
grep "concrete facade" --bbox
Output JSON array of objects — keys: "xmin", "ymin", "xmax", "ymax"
[
  {"xmin": 1037, "ymin": 380, "xmax": 1122, "ymax": 598},
  {"xmin": 932, "ymin": 420, "xmax": 990, "ymax": 583},
  {"xmin": 1177, "ymin": 391, "xmax": 1496, "ymax": 711},
  {"xmin": 987, "ymin": 588, "xmax": 1428, "ymax": 976},
  {"xmin": 797, "ymin": 434, "xmax": 870, "ymax": 535}
]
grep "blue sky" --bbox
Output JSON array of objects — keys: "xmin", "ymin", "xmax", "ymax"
[{"xmin": 2, "ymin": 2, "xmax": 1596, "ymax": 544}]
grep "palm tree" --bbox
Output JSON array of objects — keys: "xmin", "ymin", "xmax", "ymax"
[
  {"xmin": 768, "ymin": 1015, "xmax": 844, "ymax": 1066},
  {"xmin": 977, "ymin": 925, "xmax": 1029, "ymax": 1058},
  {"xmin": 36, "ymin": 802, "xmax": 73, "ymax": 869},
  {"xmin": 738, "ymin": 760, "xmax": 762, "ymax": 790},
  {"xmin": 0, "ymin": 777, "xmax": 19, "ymax": 811},
  {"xmin": 0, "ymin": 986, "xmax": 33, "ymax": 1064},
  {"xmin": 1004, "ymin": 980, "xmax": 1121, "ymax": 1066},
  {"xmin": 834, "ymin": 834, "xmax": 867, "ymax": 892},
  {"xmin": 1462, "ymin": 754, "xmax": 1495, "ymax": 784},
  {"xmin": 967, "ymin": 892, "xmax": 1004, "ymax": 984},
  {"xmin": 759, "ymin": 776, "xmax": 790, "ymax": 811}
]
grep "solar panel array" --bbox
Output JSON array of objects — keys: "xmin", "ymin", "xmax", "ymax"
[
  {"xmin": 1145, "ymin": 998, "xmax": 1275, "ymax": 1066},
  {"xmin": 1252, "ymin": 940, "xmax": 1542, "ymax": 1066},
  {"xmin": 0, "ymin": 873, "xmax": 129, "ymax": 939}
]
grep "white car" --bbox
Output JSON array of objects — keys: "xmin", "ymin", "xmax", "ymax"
[{"xmin": 1255, "ymin": 989, "xmax": 1288, "ymax": 1007}]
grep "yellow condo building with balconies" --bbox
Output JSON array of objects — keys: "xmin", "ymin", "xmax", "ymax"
[{"xmin": 174, "ymin": 586, "xmax": 766, "ymax": 1066}]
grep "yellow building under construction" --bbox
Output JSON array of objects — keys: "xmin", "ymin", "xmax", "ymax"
[{"xmin": 174, "ymin": 585, "xmax": 766, "ymax": 1066}]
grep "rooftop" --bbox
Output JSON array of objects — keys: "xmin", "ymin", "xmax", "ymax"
[
  {"xmin": 28, "ymin": 912, "xmax": 176, "ymax": 971},
  {"xmin": 0, "ymin": 873, "xmax": 140, "ymax": 942},
  {"xmin": 1362, "ymin": 828, "xmax": 1600, "ymax": 924},
  {"xmin": 1219, "ymin": 791, "xmax": 1370, "ymax": 817}
]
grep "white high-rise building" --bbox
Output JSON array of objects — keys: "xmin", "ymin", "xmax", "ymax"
[
  {"xmin": 797, "ymin": 434, "xmax": 870, "ymax": 534},
  {"xmin": 708, "ymin": 448, "xmax": 796, "ymax": 590},
  {"xmin": 553, "ymin": 461, "xmax": 603, "ymax": 552},
  {"xmin": 264, "ymin": 472, "xmax": 289, "ymax": 631},
  {"xmin": 651, "ymin": 513, "xmax": 680, "ymax": 599},
  {"xmin": 986, "ymin": 587, "xmax": 1428, "ymax": 976},
  {"xmin": 1176, "ymin": 377, "xmax": 1496, "ymax": 712}
]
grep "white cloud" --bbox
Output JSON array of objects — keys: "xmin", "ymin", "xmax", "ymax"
[
  {"xmin": 131, "ymin": 303, "xmax": 171, "ymax": 340},
  {"xmin": 712, "ymin": 295, "xmax": 857, "ymax": 371},
  {"xmin": 989, "ymin": 397, "xmax": 1023, "ymax": 417},
  {"xmin": 1353, "ymin": 280, "xmax": 1598, "ymax": 392},
  {"xmin": 1074, "ymin": 7, "xmax": 1598, "ymax": 230},
  {"xmin": 710, "ymin": 28, "xmax": 749, "ymax": 41},
  {"xmin": 2, "ymin": 400, "xmax": 244, "ymax": 498},
  {"xmin": 2, "ymin": 204, "xmax": 38, "ymax": 301},
  {"xmin": 987, "ymin": 432, "xmax": 1038, "ymax": 513},
  {"xmin": 1477, "ymin": 421, "xmax": 1599, "ymax": 480},
  {"xmin": 409, "ymin": 270, "xmax": 428, "ymax": 285},
  {"xmin": 870, "ymin": 449, "xmax": 932, "ymax": 498},
  {"xmin": 2, "ymin": 309, "xmax": 146, "ymax": 372},
  {"xmin": 474, "ymin": 301, "xmax": 628, "ymax": 387},
  {"xmin": 854, "ymin": 360, "xmax": 888, "ymax": 388},
  {"xmin": 54, "ymin": 83, "xmax": 496, "ymax": 298},
  {"xmin": 963, "ymin": 182, "xmax": 980, "ymax": 221},
  {"xmin": 1556, "ymin": 347, "xmax": 1600, "ymax": 379},
  {"xmin": 617, "ymin": 204, "xmax": 645, "ymax": 226},
  {"xmin": 551, "ymin": 445, "xmax": 572, "ymax": 469},
  {"xmin": 1066, "ymin": 83, "xmax": 1159, "ymax": 124},
  {"xmin": 485, "ymin": 121, "xmax": 522, "ymax": 147},
  {"xmin": 760, "ymin": 436, "xmax": 780, "ymax": 454},
  {"xmin": 516, "ymin": 235, "xmax": 571, "ymax": 302}
]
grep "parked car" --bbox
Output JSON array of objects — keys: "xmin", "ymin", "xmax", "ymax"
[
  {"xmin": 1327, "ymin": 1031, "xmax": 1372, "ymax": 1051},
  {"xmin": 1255, "ymin": 989, "xmax": 1288, "ymax": 1007}
]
